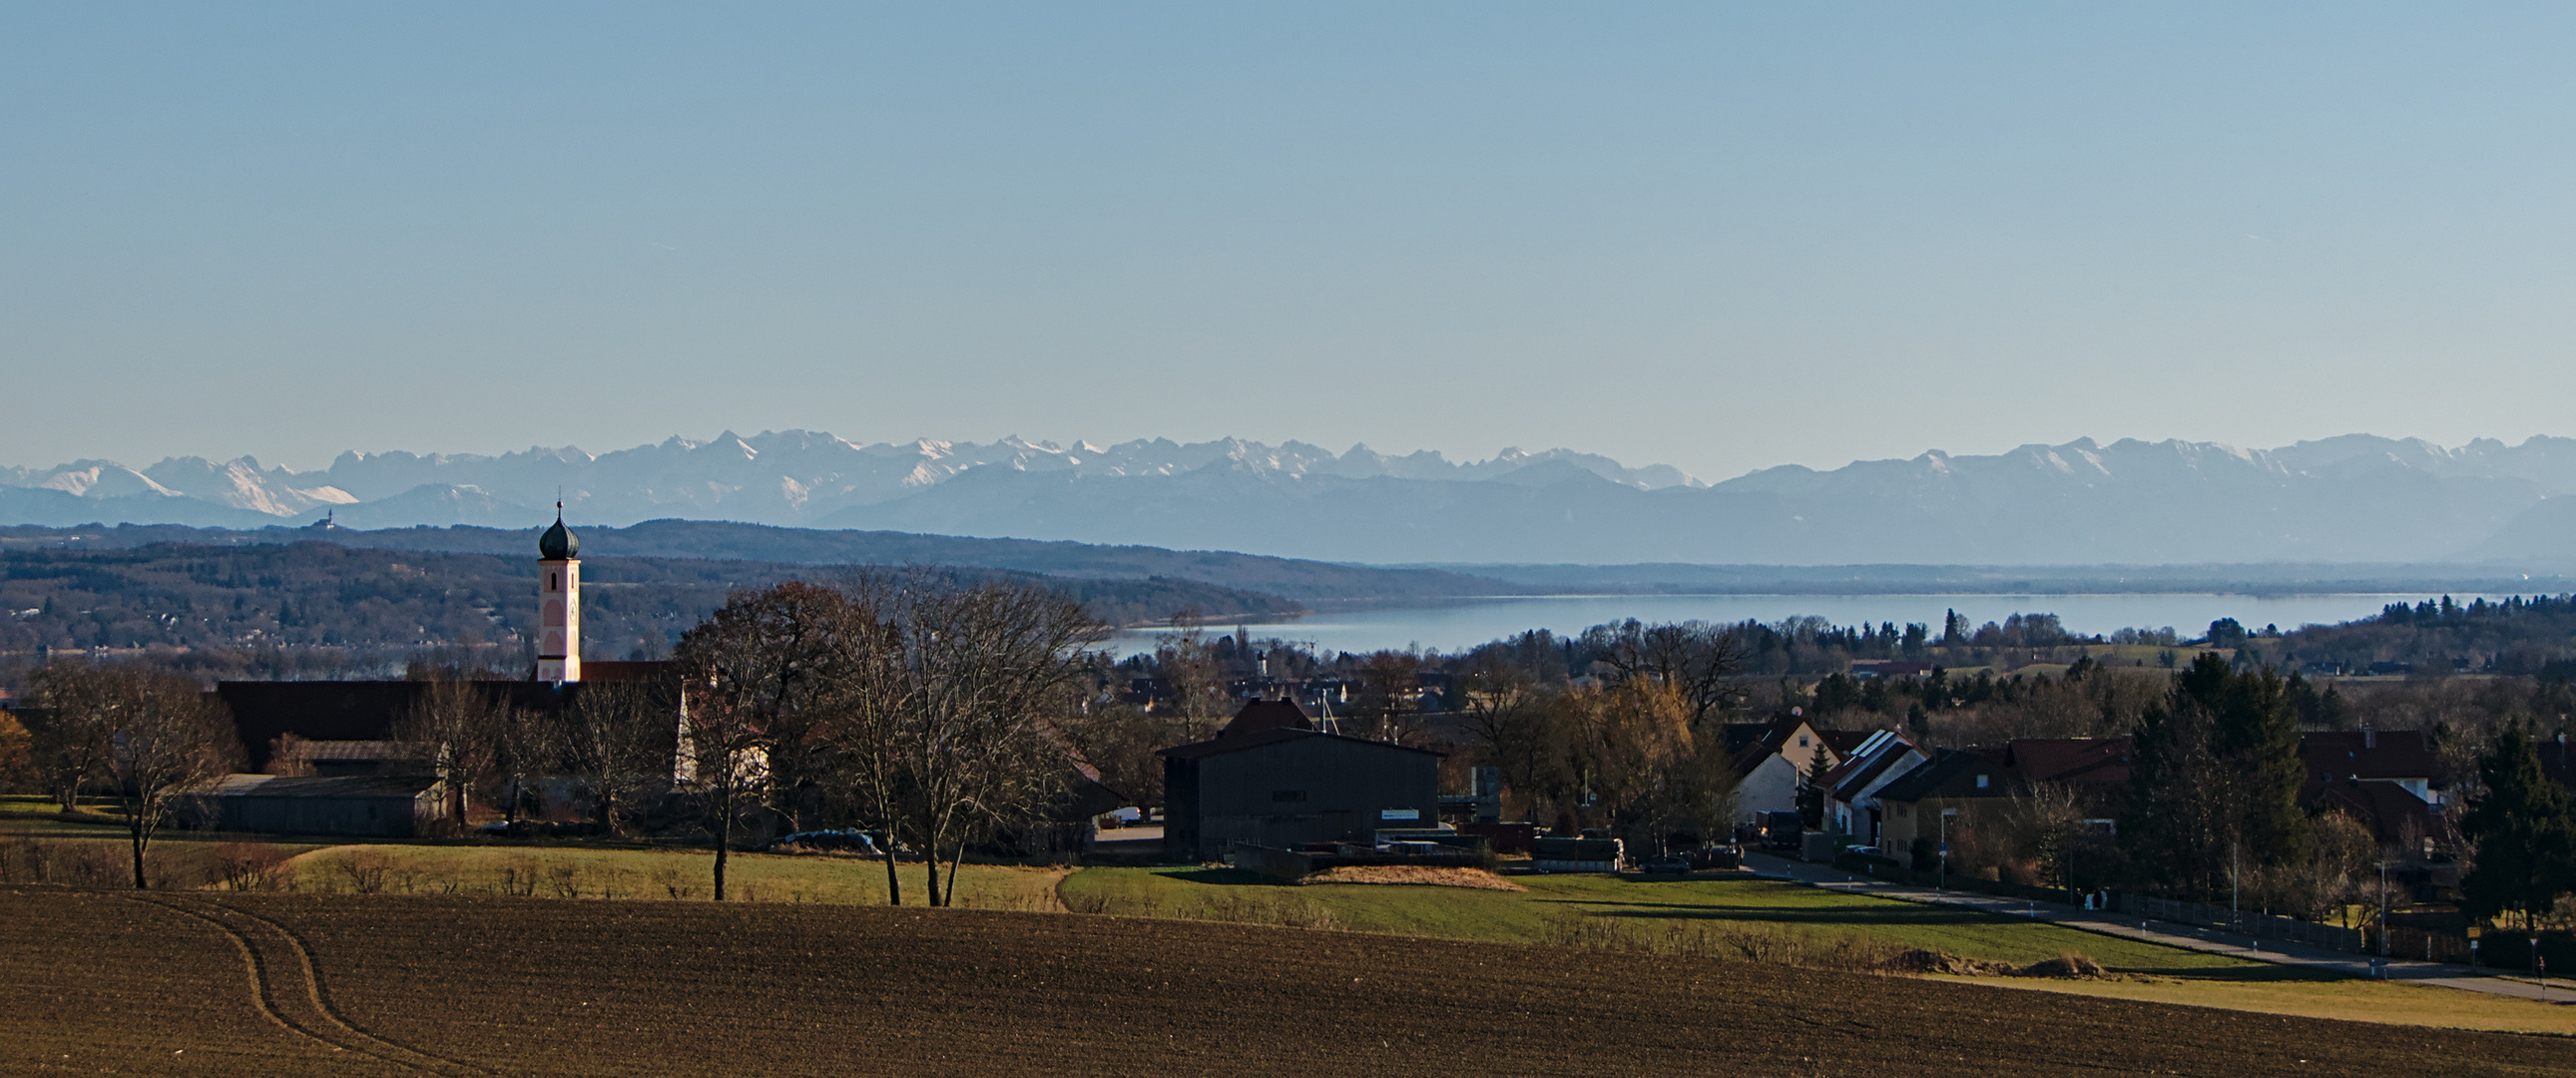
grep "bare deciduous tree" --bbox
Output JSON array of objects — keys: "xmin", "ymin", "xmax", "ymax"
[
  {"xmin": 672, "ymin": 594, "xmax": 806, "ymax": 902},
  {"xmin": 563, "ymin": 677, "xmax": 677, "ymax": 835},
  {"xmin": 23, "ymin": 687, "xmax": 114, "ymax": 812},
  {"xmin": 855, "ymin": 571, "xmax": 1104, "ymax": 907},
  {"xmin": 1152, "ymin": 614, "xmax": 1228, "ymax": 727},
  {"xmin": 1583, "ymin": 619, "xmax": 1750, "ymax": 728},
  {"xmin": 1459, "ymin": 653, "xmax": 1558, "ymax": 820},
  {"xmin": 33, "ymin": 664, "xmax": 241, "ymax": 888},
  {"xmin": 1563, "ymin": 682, "xmax": 1740, "ymax": 853},
  {"xmin": 1350, "ymin": 650, "xmax": 1425, "ymax": 744},
  {"xmin": 391, "ymin": 677, "xmax": 511, "ymax": 831}
]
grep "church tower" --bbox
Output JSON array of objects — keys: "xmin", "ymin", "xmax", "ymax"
[{"xmin": 536, "ymin": 506, "xmax": 581, "ymax": 683}]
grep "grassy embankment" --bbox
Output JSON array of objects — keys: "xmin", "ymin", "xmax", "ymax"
[
  {"xmin": 266, "ymin": 842, "xmax": 1067, "ymax": 909},
  {"xmin": 1059, "ymin": 866, "xmax": 2576, "ymax": 1035},
  {"xmin": 0, "ymin": 797, "xmax": 1064, "ymax": 907}
]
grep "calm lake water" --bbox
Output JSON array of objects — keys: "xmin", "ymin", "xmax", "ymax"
[{"xmin": 1107, "ymin": 592, "xmax": 2497, "ymax": 657}]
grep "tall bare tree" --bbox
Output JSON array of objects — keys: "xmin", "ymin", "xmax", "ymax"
[
  {"xmin": 1459, "ymin": 652, "xmax": 1554, "ymax": 819},
  {"xmin": 391, "ymin": 677, "xmax": 511, "ymax": 831},
  {"xmin": 33, "ymin": 665, "xmax": 241, "ymax": 888},
  {"xmin": 855, "ymin": 571, "xmax": 1103, "ymax": 907},
  {"xmin": 1350, "ymin": 650, "xmax": 1425, "ymax": 744},
  {"xmin": 1152, "ymin": 614, "xmax": 1228, "ymax": 727},
  {"xmin": 678, "ymin": 581, "xmax": 857, "ymax": 831},
  {"xmin": 22, "ymin": 688, "xmax": 113, "ymax": 812},
  {"xmin": 562, "ymin": 677, "xmax": 678, "ymax": 834},
  {"xmin": 672, "ymin": 590, "xmax": 824, "ymax": 901},
  {"xmin": 1582, "ymin": 620, "xmax": 1749, "ymax": 728}
]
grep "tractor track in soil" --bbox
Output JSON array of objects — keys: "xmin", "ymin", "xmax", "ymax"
[{"xmin": 125, "ymin": 893, "xmax": 487, "ymax": 1077}]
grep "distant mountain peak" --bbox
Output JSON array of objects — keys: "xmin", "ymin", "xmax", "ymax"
[{"xmin": 13, "ymin": 431, "xmax": 2576, "ymax": 567}]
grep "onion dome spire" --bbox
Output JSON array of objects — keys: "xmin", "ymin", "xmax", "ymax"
[{"xmin": 539, "ymin": 503, "xmax": 578, "ymax": 560}]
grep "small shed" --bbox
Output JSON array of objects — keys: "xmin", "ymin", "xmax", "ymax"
[{"xmin": 187, "ymin": 775, "xmax": 450, "ymax": 837}]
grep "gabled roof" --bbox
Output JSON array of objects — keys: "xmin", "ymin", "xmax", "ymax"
[
  {"xmin": 1724, "ymin": 714, "xmax": 1830, "ymax": 776},
  {"xmin": 1219, "ymin": 699, "xmax": 1312, "ymax": 740},
  {"xmin": 2003, "ymin": 739, "xmax": 2132, "ymax": 787},
  {"xmin": 2306, "ymin": 778, "xmax": 2440, "ymax": 844},
  {"xmin": 216, "ymin": 678, "xmax": 640, "ymax": 771},
  {"xmin": 1874, "ymin": 750, "xmax": 2015, "ymax": 804},
  {"xmin": 199, "ymin": 774, "xmax": 441, "ymax": 799},
  {"xmin": 1829, "ymin": 742, "xmax": 1923, "ymax": 804},
  {"xmin": 1819, "ymin": 730, "xmax": 1873, "ymax": 756},
  {"xmin": 1159, "ymin": 726, "xmax": 1442, "ymax": 762},
  {"xmin": 285, "ymin": 740, "xmax": 429, "ymax": 762},
  {"xmin": 2298, "ymin": 731, "xmax": 2437, "ymax": 782},
  {"xmin": 579, "ymin": 661, "xmax": 674, "ymax": 683}
]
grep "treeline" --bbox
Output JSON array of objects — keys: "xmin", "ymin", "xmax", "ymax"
[
  {"xmin": 0, "ymin": 519, "xmax": 1495, "ymax": 602},
  {"xmin": 0, "ymin": 541, "xmax": 1300, "ymax": 671},
  {"xmin": 2266, "ymin": 594, "xmax": 2576, "ymax": 677}
]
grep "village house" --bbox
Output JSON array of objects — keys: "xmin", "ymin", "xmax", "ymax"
[
  {"xmin": 1821, "ymin": 730, "xmax": 1926, "ymax": 847},
  {"xmin": 1725, "ymin": 712, "xmax": 1838, "ymax": 824},
  {"xmin": 1871, "ymin": 749, "xmax": 2017, "ymax": 860}
]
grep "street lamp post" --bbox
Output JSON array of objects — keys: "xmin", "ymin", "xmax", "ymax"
[
  {"xmin": 2377, "ymin": 861, "xmax": 2390, "ymax": 960},
  {"xmin": 1938, "ymin": 808, "xmax": 1959, "ymax": 892}
]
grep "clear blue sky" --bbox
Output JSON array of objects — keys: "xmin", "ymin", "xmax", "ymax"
[{"xmin": 6, "ymin": 4, "xmax": 2574, "ymax": 479}]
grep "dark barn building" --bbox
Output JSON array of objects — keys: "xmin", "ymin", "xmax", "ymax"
[
  {"xmin": 217, "ymin": 661, "xmax": 675, "ymax": 772},
  {"xmin": 1160, "ymin": 700, "xmax": 1440, "ymax": 861},
  {"xmin": 185, "ymin": 775, "xmax": 450, "ymax": 838}
]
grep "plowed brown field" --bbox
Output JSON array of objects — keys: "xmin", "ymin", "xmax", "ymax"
[{"xmin": 1, "ymin": 885, "xmax": 2566, "ymax": 1077}]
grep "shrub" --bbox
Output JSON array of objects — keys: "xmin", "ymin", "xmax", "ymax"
[{"xmin": 214, "ymin": 842, "xmax": 291, "ymax": 892}]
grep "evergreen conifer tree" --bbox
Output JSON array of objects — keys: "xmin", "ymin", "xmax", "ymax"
[{"xmin": 2462, "ymin": 728, "xmax": 2576, "ymax": 930}]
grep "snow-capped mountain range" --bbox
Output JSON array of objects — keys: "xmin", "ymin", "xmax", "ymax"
[{"xmin": 8, "ymin": 432, "xmax": 2576, "ymax": 567}]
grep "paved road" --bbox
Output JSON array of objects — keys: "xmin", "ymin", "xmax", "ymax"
[{"xmin": 1742, "ymin": 852, "xmax": 2568, "ymax": 1003}]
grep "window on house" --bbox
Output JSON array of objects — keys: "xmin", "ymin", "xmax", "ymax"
[
  {"xmin": 1974, "ymin": 775, "xmax": 1989, "ymax": 790},
  {"xmin": 1271, "ymin": 790, "xmax": 1306, "ymax": 803},
  {"xmin": 1799, "ymin": 735, "xmax": 1809, "ymax": 748}
]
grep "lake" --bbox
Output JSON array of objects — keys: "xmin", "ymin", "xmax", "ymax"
[{"xmin": 1107, "ymin": 592, "xmax": 2494, "ymax": 657}]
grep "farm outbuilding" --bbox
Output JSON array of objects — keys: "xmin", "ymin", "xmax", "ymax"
[
  {"xmin": 186, "ymin": 774, "xmax": 450, "ymax": 837},
  {"xmin": 1160, "ymin": 699, "xmax": 1440, "ymax": 861}
]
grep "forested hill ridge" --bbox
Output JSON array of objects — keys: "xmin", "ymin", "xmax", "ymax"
[
  {"xmin": 15, "ymin": 431, "xmax": 2576, "ymax": 565},
  {"xmin": 0, "ymin": 521, "xmax": 1507, "ymax": 603},
  {"xmin": 0, "ymin": 541, "xmax": 1301, "ymax": 672}
]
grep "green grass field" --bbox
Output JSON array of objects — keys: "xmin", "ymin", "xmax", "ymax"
[
  {"xmin": 1059, "ymin": 867, "xmax": 2258, "ymax": 975},
  {"xmin": 268, "ymin": 842, "xmax": 1068, "ymax": 910},
  {"xmin": 1056, "ymin": 866, "xmax": 2576, "ymax": 1034}
]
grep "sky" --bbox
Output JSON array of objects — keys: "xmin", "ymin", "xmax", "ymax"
[{"xmin": 7, "ymin": 4, "xmax": 2576, "ymax": 482}]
